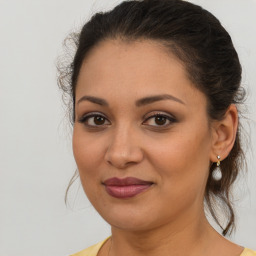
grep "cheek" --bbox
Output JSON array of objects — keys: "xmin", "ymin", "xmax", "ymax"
[
  {"xmin": 72, "ymin": 128, "xmax": 106, "ymax": 204},
  {"xmin": 72, "ymin": 127, "xmax": 104, "ymax": 181},
  {"xmin": 146, "ymin": 127, "xmax": 211, "ymax": 192}
]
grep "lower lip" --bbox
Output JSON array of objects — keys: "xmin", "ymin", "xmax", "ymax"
[{"xmin": 104, "ymin": 184, "xmax": 152, "ymax": 199}]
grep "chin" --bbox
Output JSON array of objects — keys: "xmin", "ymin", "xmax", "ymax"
[
  {"xmin": 96, "ymin": 204, "xmax": 163, "ymax": 232},
  {"xmin": 107, "ymin": 216, "xmax": 154, "ymax": 232}
]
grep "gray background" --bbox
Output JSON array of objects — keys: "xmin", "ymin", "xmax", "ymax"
[{"xmin": 0, "ymin": 0, "xmax": 255, "ymax": 255}]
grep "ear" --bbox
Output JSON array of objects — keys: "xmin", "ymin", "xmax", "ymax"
[{"xmin": 210, "ymin": 104, "xmax": 238, "ymax": 163}]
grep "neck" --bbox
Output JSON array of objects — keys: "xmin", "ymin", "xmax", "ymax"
[{"xmin": 109, "ymin": 211, "xmax": 219, "ymax": 256}]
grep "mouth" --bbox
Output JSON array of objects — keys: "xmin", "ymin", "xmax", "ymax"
[{"xmin": 102, "ymin": 177, "xmax": 154, "ymax": 199}]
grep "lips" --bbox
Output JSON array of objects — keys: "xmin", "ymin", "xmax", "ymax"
[{"xmin": 103, "ymin": 177, "xmax": 153, "ymax": 199}]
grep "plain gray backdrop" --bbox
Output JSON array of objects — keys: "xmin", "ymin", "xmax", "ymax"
[{"xmin": 0, "ymin": 0, "xmax": 255, "ymax": 255}]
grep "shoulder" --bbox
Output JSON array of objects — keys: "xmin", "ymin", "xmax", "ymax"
[
  {"xmin": 240, "ymin": 248, "xmax": 256, "ymax": 256},
  {"xmin": 70, "ymin": 237, "xmax": 110, "ymax": 256}
]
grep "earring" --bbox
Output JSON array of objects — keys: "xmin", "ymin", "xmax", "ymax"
[
  {"xmin": 212, "ymin": 155, "xmax": 222, "ymax": 181},
  {"xmin": 216, "ymin": 155, "xmax": 221, "ymax": 167}
]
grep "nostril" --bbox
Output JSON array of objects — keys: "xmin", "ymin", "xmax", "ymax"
[
  {"xmin": 105, "ymin": 149, "xmax": 143, "ymax": 169},
  {"xmin": 104, "ymin": 134, "xmax": 144, "ymax": 168}
]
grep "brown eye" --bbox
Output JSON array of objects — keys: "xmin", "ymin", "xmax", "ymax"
[
  {"xmin": 78, "ymin": 113, "xmax": 110, "ymax": 127},
  {"xmin": 143, "ymin": 113, "xmax": 176, "ymax": 127},
  {"xmin": 155, "ymin": 116, "xmax": 167, "ymax": 125},
  {"xmin": 94, "ymin": 116, "xmax": 105, "ymax": 125}
]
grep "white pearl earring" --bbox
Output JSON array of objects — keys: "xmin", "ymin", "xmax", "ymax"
[{"xmin": 212, "ymin": 155, "xmax": 222, "ymax": 181}]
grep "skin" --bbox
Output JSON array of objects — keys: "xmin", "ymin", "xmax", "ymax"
[{"xmin": 73, "ymin": 39, "xmax": 242, "ymax": 256}]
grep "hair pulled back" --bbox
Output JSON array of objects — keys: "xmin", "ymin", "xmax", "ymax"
[{"xmin": 58, "ymin": 0, "xmax": 245, "ymax": 236}]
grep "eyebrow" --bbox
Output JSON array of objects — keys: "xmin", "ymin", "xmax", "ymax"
[
  {"xmin": 77, "ymin": 94, "xmax": 185, "ymax": 106},
  {"xmin": 77, "ymin": 95, "xmax": 108, "ymax": 106},
  {"xmin": 135, "ymin": 94, "xmax": 185, "ymax": 106}
]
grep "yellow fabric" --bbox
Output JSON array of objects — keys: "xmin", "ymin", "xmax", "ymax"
[
  {"xmin": 70, "ymin": 237, "xmax": 110, "ymax": 256},
  {"xmin": 70, "ymin": 238, "xmax": 256, "ymax": 256},
  {"xmin": 242, "ymin": 248, "xmax": 256, "ymax": 256}
]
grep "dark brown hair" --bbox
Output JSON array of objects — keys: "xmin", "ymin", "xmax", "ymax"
[{"xmin": 58, "ymin": 0, "xmax": 245, "ymax": 236}]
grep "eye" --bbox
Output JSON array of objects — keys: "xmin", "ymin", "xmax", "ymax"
[
  {"xmin": 143, "ymin": 113, "xmax": 176, "ymax": 127},
  {"xmin": 78, "ymin": 113, "xmax": 110, "ymax": 127}
]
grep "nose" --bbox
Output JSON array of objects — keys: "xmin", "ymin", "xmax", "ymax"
[{"xmin": 104, "ymin": 125, "xmax": 144, "ymax": 169}]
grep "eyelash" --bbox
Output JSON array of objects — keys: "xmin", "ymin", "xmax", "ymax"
[
  {"xmin": 78, "ymin": 112, "xmax": 177, "ymax": 129},
  {"xmin": 145, "ymin": 113, "xmax": 177, "ymax": 126}
]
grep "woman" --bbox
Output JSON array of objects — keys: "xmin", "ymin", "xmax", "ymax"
[{"xmin": 58, "ymin": 0, "xmax": 255, "ymax": 255}]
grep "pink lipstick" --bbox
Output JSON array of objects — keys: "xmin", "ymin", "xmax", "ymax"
[{"xmin": 103, "ymin": 177, "xmax": 153, "ymax": 199}]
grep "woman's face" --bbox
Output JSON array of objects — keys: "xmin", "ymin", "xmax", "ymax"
[{"xmin": 73, "ymin": 39, "xmax": 214, "ymax": 231}]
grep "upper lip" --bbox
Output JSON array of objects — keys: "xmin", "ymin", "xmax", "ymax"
[{"xmin": 103, "ymin": 177, "xmax": 153, "ymax": 186}]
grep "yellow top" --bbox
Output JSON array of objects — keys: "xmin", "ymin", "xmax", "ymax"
[{"xmin": 70, "ymin": 238, "xmax": 256, "ymax": 256}]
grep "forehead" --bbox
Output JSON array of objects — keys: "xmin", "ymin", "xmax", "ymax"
[
  {"xmin": 75, "ymin": 39, "xmax": 206, "ymax": 108},
  {"xmin": 78, "ymin": 39, "xmax": 186, "ymax": 87}
]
